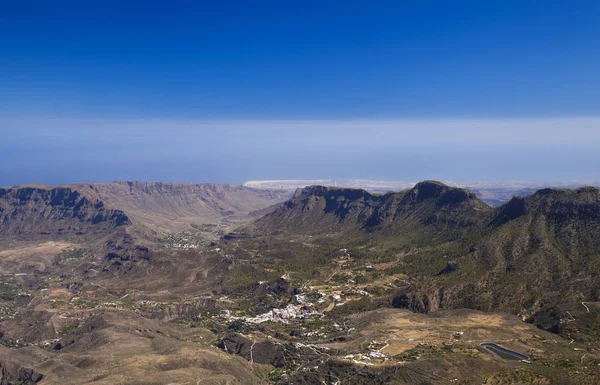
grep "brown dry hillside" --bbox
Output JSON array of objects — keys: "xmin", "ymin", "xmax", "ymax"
[
  {"xmin": 71, "ymin": 181, "xmax": 292, "ymax": 232},
  {"xmin": 0, "ymin": 310, "xmax": 262, "ymax": 385},
  {"xmin": 0, "ymin": 186, "xmax": 129, "ymax": 241},
  {"xmin": 0, "ymin": 182, "xmax": 291, "ymax": 240}
]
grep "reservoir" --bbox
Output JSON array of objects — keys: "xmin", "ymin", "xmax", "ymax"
[{"xmin": 480, "ymin": 343, "xmax": 529, "ymax": 361}]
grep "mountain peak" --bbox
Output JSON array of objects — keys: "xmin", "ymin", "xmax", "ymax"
[
  {"xmin": 404, "ymin": 180, "xmax": 478, "ymax": 206},
  {"xmin": 251, "ymin": 181, "xmax": 491, "ymax": 236},
  {"xmin": 527, "ymin": 185, "xmax": 600, "ymax": 203},
  {"xmin": 293, "ymin": 185, "xmax": 373, "ymax": 199},
  {"xmin": 493, "ymin": 185, "xmax": 600, "ymax": 226},
  {"xmin": 0, "ymin": 186, "xmax": 130, "ymax": 239}
]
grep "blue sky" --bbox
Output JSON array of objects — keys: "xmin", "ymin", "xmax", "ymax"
[{"xmin": 1, "ymin": 1, "xmax": 600, "ymax": 185}]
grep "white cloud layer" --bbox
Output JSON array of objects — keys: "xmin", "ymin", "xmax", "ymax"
[{"xmin": 3, "ymin": 117, "xmax": 600, "ymax": 148}]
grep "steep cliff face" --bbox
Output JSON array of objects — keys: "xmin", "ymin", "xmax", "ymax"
[
  {"xmin": 463, "ymin": 186, "xmax": 600, "ymax": 311},
  {"xmin": 0, "ymin": 360, "xmax": 43, "ymax": 385},
  {"xmin": 71, "ymin": 181, "xmax": 292, "ymax": 232},
  {"xmin": 480, "ymin": 186, "xmax": 600, "ymax": 275},
  {"xmin": 251, "ymin": 181, "xmax": 490, "ymax": 237},
  {"xmin": 0, "ymin": 187, "xmax": 129, "ymax": 239},
  {"xmin": 365, "ymin": 181, "xmax": 489, "ymax": 233},
  {"xmin": 0, "ymin": 182, "xmax": 291, "ymax": 239},
  {"xmin": 250, "ymin": 186, "xmax": 383, "ymax": 234},
  {"xmin": 391, "ymin": 186, "xmax": 600, "ymax": 319}
]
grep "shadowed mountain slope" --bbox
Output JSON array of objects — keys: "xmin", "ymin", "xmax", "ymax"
[
  {"xmin": 0, "ymin": 182, "xmax": 291, "ymax": 241},
  {"xmin": 0, "ymin": 186, "xmax": 129, "ymax": 240},
  {"xmin": 250, "ymin": 181, "xmax": 491, "ymax": 240},
  {"xmin": 251, "ymin": 185, "xmax": 383, "ymax": 234},
  {"xmin": 459, "ymin": 186, "xmax": 600, "ymax": 313}
]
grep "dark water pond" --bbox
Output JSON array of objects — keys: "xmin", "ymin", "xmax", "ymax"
[{"xmin": 480, "ymin": 343, "xmax": 529, "ymax": 361}]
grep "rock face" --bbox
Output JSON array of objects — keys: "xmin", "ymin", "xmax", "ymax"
[
  {"xmin": 250, "ymin": 185, "xmax": 381, "ymax": 234},
  {"xmin": 401, "ymin": 180, "xmax": 477, "ymax": 205},
  {"xmin": 386, "ymin": 185, "xmax": 600, "ymax": 320},
  {"xmin": 0, "ymin": 187, "xmax": 129, "ymax": 239},
  {"xmin": 0, "ymin": 182, "xmax": 292, "ymax": 239},
  {"xmin": 68, "ymin": 181, "xmax": 292, "ymax": 232},
  {"xmin": 250, "ymin": 181, "xmax": 490, "ymax": 236},
  {"xmin": 392, "ymin": 288, "xmax": 444, "ymax": 314},
  {"xmin": 218, "ymin": 334, "xmax": 286, "ymax": 367},
  {"xmin": 466, "ymin": 186, "xmax": 600, "ymax": 312},
  {"xmin": 492, "ymin": 186, "xmax": 600, "ymax": 227},
  {"xmin": 103, "ymin": 229, "xmax": 151, "ymax": 265},
  {"xmin": 0, "ymin": 361, "xmax": 43, "ymax": 385},
  {"xmin": 529, "ymin": 302, "xmax": 600, "ymax": 343}
]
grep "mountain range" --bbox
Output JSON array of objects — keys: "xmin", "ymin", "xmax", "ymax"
[
  {"xmin": 245, "ymin": 179, "xmax": 600, "ymax": 207},
  {"xmin": 0, "ymin": 181, "xmax": 291, "ymax": 241},
  {"xmin": 248, "ymin": 181, "xmax": 600, "ymax": 338},
  {"xmin": 0, "ymin": 179, "xmax": 598, "ymax": 384}
]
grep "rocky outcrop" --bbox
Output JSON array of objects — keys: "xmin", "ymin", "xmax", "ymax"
[
  {"xmin": 218, "ymin": 333, "xmax": 286, "ymax": 367},
  {"xmin": 392, "ymin": 288, "xmax": 444, "ymax": 314},
  {"xmin": 251, "ymin": 186, "xmax": 381, "ymax": 234},
  {"xmin": 0, "ymin": 363, "xmax": 43, "ymax": 385},
  {"xmin": 52, "ymin": 314, "xmax": 111, "ymax": 351},
  {"xmin": 0, "ymin": 181, "xmax": 291, "ymax": 239},
  {"xmin": 251, "ymin": 181, "xmax": 490, "ymax": 236},
  {"xmin": 401, "ymin": 180, "xmax": 478, "ymax": 206},
  {"xmin": 0, "ymin": 187, "xmax": 129, "ymax": 239},
  {"xmin": 72, "ymin": 181, "xmax": 292, "ymax": 232},
  {"xmin": 103, "ymin": 230, "xmax": 151, "ymax": 265},
  {"xmin": 491, "ymin": 186, "xmax": 600, "ymax": 227},
  {"xmin": 529, "ymin": 302, "xmax": 600, "ymax": 342}
]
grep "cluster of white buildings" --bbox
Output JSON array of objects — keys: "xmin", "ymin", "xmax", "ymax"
[
  {"xmin": 244, "ymin": 303, "xmax": 321, "ymax": 324},
  {"xmin": 343, "ymin": 350, "xmax": 387, "ymax": 365},
  {"xmin": 165, "ymin": 232, "xmax": 201, "ymax": 249},
  {"xmin": 219, "ymin": 301, "xmax": 323, "ymax": 325}
]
